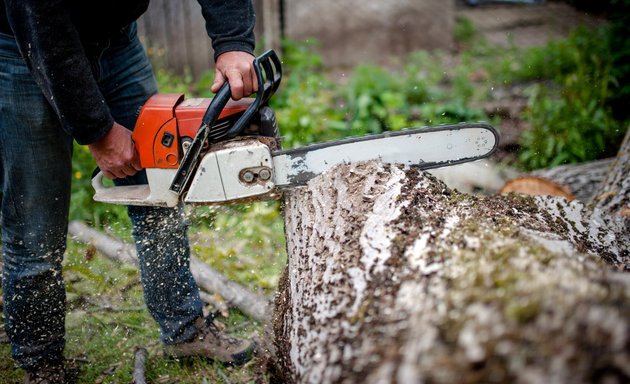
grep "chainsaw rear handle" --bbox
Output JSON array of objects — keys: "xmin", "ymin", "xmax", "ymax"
[{"xmin": 169, "ymin": 49, "xmax": 282, "ymax": 196}]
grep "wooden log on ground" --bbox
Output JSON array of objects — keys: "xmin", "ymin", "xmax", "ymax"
[
  {"xmin": 502, "ymin": 126, "xmax": 629, "ymax": 205},
  {"xmin": 67, "ymin": 221, "xmax": 268, "ymax": 322},
  {"xmin": 270, "ymin": 160, "xmax": 629, "ymax": 383},
  {"xmin": 529, "ymin": 158, "xmax": 614, "ymax": 202},
  {"xmin": 498, "ymin": 158, "xmax": 614, "ymax": 202},
  {"xmin": 499, "ymin": 175, "xmax": 576, "ymax": 200}
]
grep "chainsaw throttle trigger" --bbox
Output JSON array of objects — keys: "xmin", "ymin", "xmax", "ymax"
[{"xmin": 169, "ymin": 49, "xmax": 282, "ymax": 196}]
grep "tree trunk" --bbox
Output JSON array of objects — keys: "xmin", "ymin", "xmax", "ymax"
[{"xmin": 271, "ymin": 159, "xmax": 629, "ymax": 383}]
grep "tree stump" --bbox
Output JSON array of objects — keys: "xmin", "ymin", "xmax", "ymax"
[{"xmin": 271, "ymin": 159, "xmax": 629, "ymax": 383}]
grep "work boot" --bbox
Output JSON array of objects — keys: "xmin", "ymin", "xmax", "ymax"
[
  {"xmin": 165, "ymin": 317, "xmax": 256, "ymax": 366},
  {"xmin": 23, "ymin": 360, "xmax": 65, "ymax": 384}
]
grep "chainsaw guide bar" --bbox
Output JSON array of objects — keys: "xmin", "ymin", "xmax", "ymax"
[{"xmin": 272, "ymin": 123, "xmax": 498, "ymax": 187}]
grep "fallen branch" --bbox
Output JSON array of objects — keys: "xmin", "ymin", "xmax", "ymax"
[
  {"xmin": 68, "ymin": 221, "xmax": 268, "ymax": 322},
  {"xmin": 132, "ymin": 347, "xmax": 148, "ymax": 384},
  {"xmin": 85, "ymin": 305, "xmax": 145, "ymax": 313}
]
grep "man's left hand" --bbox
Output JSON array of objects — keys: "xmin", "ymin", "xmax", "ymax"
[{"xmin": 212, "ymin": 51, "xmax": 258, "ymax": 100}]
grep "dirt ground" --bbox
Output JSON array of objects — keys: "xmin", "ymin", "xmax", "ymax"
[{"xmin": 457, "ymin": 1, "xmax": 605, "ymax": 48}]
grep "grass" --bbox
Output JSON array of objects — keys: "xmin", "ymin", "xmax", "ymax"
[{"xmin": 0, "ymin": 202, "xmax": 286, "ymax": 383}]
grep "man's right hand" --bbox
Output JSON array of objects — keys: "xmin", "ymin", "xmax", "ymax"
[{"xmin": 88, "ymin": 122, "xmax": 142, "ymax": 179}]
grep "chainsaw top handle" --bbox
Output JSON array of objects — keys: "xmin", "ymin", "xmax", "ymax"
[
  {"xmin": 169, "ymin": 49, "xmax": 282, "ymax": 196},
  {"xmin": 206, "ymin": 49, "xmax": 282, "ymax": 140}
]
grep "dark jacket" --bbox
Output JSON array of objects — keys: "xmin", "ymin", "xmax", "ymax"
[{"xmin": 0, "ymin": 0, "xmax": 255, "ymax": 145}]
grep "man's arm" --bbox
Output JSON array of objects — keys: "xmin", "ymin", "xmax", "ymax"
[
  {"xmin": 5, "ymin": 0, "xmax": 140, "ymax": 179},
  {"xmin": 197, "ymin": 0, "xmax": 258, "ymax": 100},
  {"xmin": 5, "ymin": 0, "xmax": 113, "ymax": 145}
]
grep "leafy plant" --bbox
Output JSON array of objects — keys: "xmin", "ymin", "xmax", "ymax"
[
  {"xmin": 270, "ymin": 39, "xmax": 344, "ymax": 147},
  {"xmin": 518, "ymin": 27, "xmax": 625, "ymax": 170}
]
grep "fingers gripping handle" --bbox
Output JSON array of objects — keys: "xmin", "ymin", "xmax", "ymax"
[
  {"xmin": 223, "ymin": 50, "xmax": 282, "ymax": 139},
  {"xmin": 169, "ymin": 49, "xmax": 282, "ymax": 196}
]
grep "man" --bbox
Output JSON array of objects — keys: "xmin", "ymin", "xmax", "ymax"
[{"xmin": 0, "ymin": 1, "xmax": 258, "ymax": 382}]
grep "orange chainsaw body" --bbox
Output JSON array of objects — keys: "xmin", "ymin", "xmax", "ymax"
[{"xmin": 132, "ymin": 93, "xmax": 254, "ymax": 169}]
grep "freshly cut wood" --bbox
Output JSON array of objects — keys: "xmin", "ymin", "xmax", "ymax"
[
  {"xmin": 499, "ymin": 175, "xmax": 575, "ymax": 200},
  {"xmin": 67, "ymin": 221, "xmax": 268, "ymax": 322},
  {"xmin": 271, "ymin": 161, "xmax": 629, "ymax": 383}
]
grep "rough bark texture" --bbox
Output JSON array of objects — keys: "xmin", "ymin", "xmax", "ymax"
[
  {"xmin": 272, "ymin": 162, "xmax": 629, "ymax": 384},
  {"xmin": 590, "ymin": 128, "xmax": 630, "ymax": 216}
]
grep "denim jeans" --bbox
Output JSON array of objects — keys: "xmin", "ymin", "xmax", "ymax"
[{"xmin": 0, "ymin": 24, "xmax": 203, "ymax": 369}]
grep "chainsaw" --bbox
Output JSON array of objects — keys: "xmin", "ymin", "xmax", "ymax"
[{"xmin": 92, "ymin": 50, "xmax": 499, "ymax": 207}]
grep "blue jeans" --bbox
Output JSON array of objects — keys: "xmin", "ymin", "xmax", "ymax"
[{"xmin": 0, "ymin": 24, "xmax": 203, "ymax": 369}]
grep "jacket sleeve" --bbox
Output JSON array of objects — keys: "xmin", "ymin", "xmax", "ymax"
[
  {"xmin": 4, "ymin": 0, "xmax": 114, "ymax": 145},
  {"xmin": 196, "ymin": 0, "xmax": 256, "ymax": 61}
]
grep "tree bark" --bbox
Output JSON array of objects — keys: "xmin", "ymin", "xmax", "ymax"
[
  {"xmin": 67, "ymin": 221, "xmax": 269, "ymax": 322},
  {"xmin": 590, "ymin": 127, "xmax": 630, "ymax": 216},
  {"xmin": 271, "ymin": 160, "xmax": 629, "ymax": 383}
]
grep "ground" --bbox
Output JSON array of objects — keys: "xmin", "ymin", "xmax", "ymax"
[{"xmin": 457, "ymin": 1, "xmax": 604, "ymax": 48}]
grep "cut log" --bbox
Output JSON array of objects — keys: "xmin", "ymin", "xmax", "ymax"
[
  {"xmin": 504, "ymin": 126, "xmax": 630, "ymax": 205},
  {"xmin": 271, "ymin": 161, "xmax": 629, "ymax": 383},
  {"xmin": 67, "ymin": 221, "xmax": 268, "ymax": 322},
  {"xmin": 530, "ymin": 158, "xmax": 614, "ymax": 202}
]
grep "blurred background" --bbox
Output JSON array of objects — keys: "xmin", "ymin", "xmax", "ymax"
[
  {"xmin": 133, "ymin": 0, "xmax": 628, "ymax": 169},
  {"xmin": 2, "ymin": 1, "xmax": 628, "ymax": 383}
]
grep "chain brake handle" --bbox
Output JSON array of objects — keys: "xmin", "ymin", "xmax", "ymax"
[{"xmin": 169, "ymin": 49, "xmax": 282, "ymax": 195}]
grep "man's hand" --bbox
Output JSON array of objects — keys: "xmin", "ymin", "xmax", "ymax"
[
  {"xmin": 211, "ymin": 51, "xmax": 258, "ymax": 100},
  {"xmin": 88, "ymin": 122, "xmax": 142, "ymax": 179}
]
